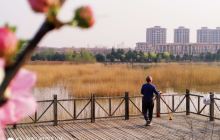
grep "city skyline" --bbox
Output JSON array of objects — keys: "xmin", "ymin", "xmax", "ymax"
[
  {"xmin": 145, "ymin": 26, "xmax": 220, "ymax": 44},
  {"xmin": 2, "ymin": 0, "xmax": 220, "ymax": 48}
]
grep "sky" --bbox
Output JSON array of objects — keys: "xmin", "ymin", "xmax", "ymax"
[{"xmin": 1, "ymin": 0, "xmax": 220, "ymax": 48}]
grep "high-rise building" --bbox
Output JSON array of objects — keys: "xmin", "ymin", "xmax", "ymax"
[
  {"xmin": 197, "ymin": 27, "xmax": 212, "ymax": 43},
  {"xmin": 212, "ymin": 27, "xmax": 220, "ymax": 43},
  {"xmin": 197, "ymin": 27, "xmax": 220, "ymax": 43},
  {"xmin": 174, "ymin": 26, "xmax": 190, "ymax": 44},
  {"xmin": 146, "ymin": 26, "xmax": 166, "ymax": 46}
]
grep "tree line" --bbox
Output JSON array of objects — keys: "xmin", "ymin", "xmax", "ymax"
[
  {"xmin": 31, "ymin": 48, "xmax": 220, "ymax": 63},
  {"xmin": 31, "ymin": 49, "xmax": 96, "ymax": 63},
  {"xmin": 95, "ymin": 48, "xmax": 220, "ymax": 62}
]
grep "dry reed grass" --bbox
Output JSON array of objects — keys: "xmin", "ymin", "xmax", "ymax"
[{"xmin": 25, "ymin": 62, "xmax": 220, "ymax": 97}]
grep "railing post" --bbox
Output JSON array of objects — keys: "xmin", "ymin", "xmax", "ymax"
[
  {"xmin": 91, "ymin": 94, "xmax": 95, "ymax": 123},
  {"xmin": 13, "ymin": 124, "xmax": 17, "ymax": 129},
  {"xmin": 53, "ymin": 94, "xmax": 58, "ymax": 126},
  {"xmin": 109, "ymin": 98, "xmax": 112, "ymax": 117},
  {"xmin": 125, "ymin": 92, "xmax": 129, "ymax": 120},
  {"xmin": 210, "ymin": 92, "xmax": 214, "ymax": 121},
  {"xmin": 198, "ymin": 96, "xmax": 200, "ymax": 114},
  {"xmin": 186, "ymin": 89, "xmax": 190, "ymax": 115},
  {"xmin": 156, "ymin": 95, "xmax": 161, "ymax": 117},
  {"xmin": 172, "ymin": 95, "xmax": 175, "ymax": 112},
  {"xmin": 34, "ymin": 112, "xmax": 37, "ymax": 123},
  {"xmin": 74, "ymin": 99, "xmax": 76, "ymax": 120}
]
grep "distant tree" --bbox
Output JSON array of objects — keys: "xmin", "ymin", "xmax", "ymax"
[
  {"xmin": 137, "ymin": 51, "xmax": 145, "ymax": 62},
  {"xmin": 125, "ymin": 49, "xmax": 133, "ymax": 62},
  {"xmin": 216, "ymin": 50, "xmax": 220, "ymax": 61},
  {"xmin": 205, "ymin": 52, "xmax": 213, "ymax": 61},
  {"xmin": 176, "ymin": 55, "xmax": 181, "ymax": 61},
  {"xmin": 116, "ymin": 49, "xmax": 125, "ymax": 61},
  {"xmin": 144, "ymin": 53, "xmax": 149, "ymax": 61},
  {"xmin": 162, "ymin": 52, "xmax": 170, "ymax": 61},
  {"xmin": 106, "ymin": 53, "xmax": 114, "ymax": 62},
  {"xmin": 73, "ymin": 50, "xmax": 96, "ymax": 63},
  {"xmin": 95, "ymin": 53, "xmax": 106, "ymax": 62},
  {"xmin": 149, "ymin": 52, "xmax": 157, "ymax": 62},
  {"xmin": 156, "ymin": 53, "xmax": 162, "ymax": 62},
  {"xmin": 170, "ymin": 54, "xmax": 175, "ymax": 61},
  {"xmin": 65, "ymin": 51, "xmax": 74, "ymax": 61}
]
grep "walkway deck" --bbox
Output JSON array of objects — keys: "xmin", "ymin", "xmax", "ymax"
[{"xmin": 5, "ymin": 115, "xmax": 220, "ymax": 140}]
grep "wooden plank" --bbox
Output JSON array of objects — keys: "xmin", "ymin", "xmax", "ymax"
[
  {"xmin": 44, "ymin": 125, "xmax": 76, "ymax": 140},
  {"xmin": 56, "ymin": 125, "xmax": 78, "ymax": 140},
  {"xmin": 5, "ymin": 128, "xmax": 16, "ymax": 139},
  {"xmin": 79, "ymin": 122, "xmax": 113, "ymax": 140},
  {"xmin": 107, "ymin": 119, "xmax": 145, "ymax": 139},
  {"xmin": 9, "ymin": 128, "xmax": 22, "ymax": 138},
  {"xmin": 19, "ymin": 126, "xmax": 38, "ymax": 140},
  {"xmin": 12, "ymin": 127, "xmax": 28, "ymax": 140},
  {"xmin": 129, "ymin": 118, "xmax": 183, "ymax": 139},
  {"xmin": 72, "ymin": 122, "xmax": 103, "ymax": 140},
  {"xmin": 5, "ymin": 115, "xmax": 220, "ymax": 140},
  {"xmin": 35, "ymin": 125, "xmax": 57, "ymax": 138},
  {"xmin": 89, "ymin": 122, "xmax": 122, "ymax": 140},
  {"xmin": 4, "ymin": 129, "xmax": 10, "ymax": 138},
  {"xmin": 23, "ymin": 126, "xmax": 40, "ymax": 139},
  {"xmin": 97, "ymin": 119, "xmax": 141, "ymax": 139},
  {"xmin": 27, "ymin": 125, "xmax": 45, "ymax": 140},
  {"xmin": 61, "ymin": 122, "xmax": 97, "ymax": 140}
]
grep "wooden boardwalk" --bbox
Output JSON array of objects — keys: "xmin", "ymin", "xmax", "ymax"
[{"xmin": 5, "ymin": 115, "xmax": 220, "ymax": 140}]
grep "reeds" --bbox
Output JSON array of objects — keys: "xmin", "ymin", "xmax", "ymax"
[{"xmin": 25, "ymin": 62, "xmax": 220, "ymax": 97}]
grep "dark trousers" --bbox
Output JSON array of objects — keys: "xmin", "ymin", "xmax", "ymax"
[{"xmin": 142, "ymin": 100, "xmax": 154, "ymax": 121}]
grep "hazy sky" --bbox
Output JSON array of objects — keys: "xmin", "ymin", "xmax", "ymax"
[{"xmin": 1, "ymin": 0, "xmax": 220, "ymax": 48}]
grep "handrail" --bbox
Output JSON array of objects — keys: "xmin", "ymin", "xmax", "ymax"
[
  {"xmin": 188, "ymin": 93, "xmax": 203, "ymax": 97},
  {"xmin": 11, "ymin": 91, "xmax": 220, "ymax": 127}
]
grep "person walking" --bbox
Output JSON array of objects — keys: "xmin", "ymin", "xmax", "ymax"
[{"xmin": 141, "ymin": 76, "xmax": 161, "ymax": 126}]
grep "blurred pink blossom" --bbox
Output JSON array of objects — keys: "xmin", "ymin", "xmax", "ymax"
[
  {"xmin": 0, "ymin": 64, "xmax": 37, "ymax": 139},
  {"xmin": 0, "ymin": 28, "xmax": 18, "ymax": 63},
  {"xmin": 74, "ymin": 6, "xmax": 95, "ymax": 28},
  {"xmin": 28, "ymin": 0, "xmax": 59, "ymax": 13}
]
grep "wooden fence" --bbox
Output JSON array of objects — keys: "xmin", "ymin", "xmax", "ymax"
[{"xmin": 11, "ymin": 89, "xmax": 220, "ymax": 128}]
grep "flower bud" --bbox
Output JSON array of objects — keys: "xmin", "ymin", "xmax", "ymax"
[
  {"xmin": 0, "ymin": 28, "xmax": 18, "ymax": 63},
  {"xmin": 74, "ymin": 6, "xmax": 95, "ymax": 28},
  {"xmin": 28, "ymin": 0, "xmax": 59, "ymax": 13}
]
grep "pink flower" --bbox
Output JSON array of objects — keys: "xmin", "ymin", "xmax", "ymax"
[
  {"xmin": 0, "ymin": 66, "xmax": 37, "ymax": 139},
  {"xmin": 0, "ymin": 28, "xmax": 18, "ymax": 63},
  {"xmin": 28, "ymin": 0, "xmax": 59, "ymax": 13},
  {"xmin": 74, "ymin": 6, "xmax": 95, "ymax": 28}
]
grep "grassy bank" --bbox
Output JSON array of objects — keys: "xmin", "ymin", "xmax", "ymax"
[{"xmin": 25, "ymin": 62, "xmax": 220, "ymax": 97}]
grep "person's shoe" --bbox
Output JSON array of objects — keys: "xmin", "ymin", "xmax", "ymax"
[
  {"xmin": 145, "ymin": 122, "xmax": 148, "ymax": 126},
  {"xmin": 148, "ymin": 121, "xmax": 152, "ymax": 126},
  {"xmin": 145, "ymin": 120, "xmax": 150, "ymax": 126}
]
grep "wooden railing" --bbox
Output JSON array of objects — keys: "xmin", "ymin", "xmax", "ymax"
[{"xmin": 11, "ymin": 89, "xmax": 220, "ymax": 127}]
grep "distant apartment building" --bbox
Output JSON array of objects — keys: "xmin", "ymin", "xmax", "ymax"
[
  {"xmin": 135, "ymin": 43, "xmax": 220, "ymax": 56},
  {"xmin": 154, "ymin": 43, "xmax": 220, "ymax": 56},
  {"xmin": 212, "ymin": 27, "xmax": 220, "ymax": 43},
  {"xmin": 197, "ymin": 27, "xmax": 212, "ymax": 43},
  {"xmin": 174, "ymin": 26, "xmax": 190, "ymax": 44},
  {"xmin": 197, "ymin": 27, "xmax": 220, "ymax": 44},
  {"xmin": 135, "ymin": 42, "xmax": 148, "ymax": 52},
  {"xmin": 136, "ymin": 26, "xmax": 220, "ymax": 56},
  {"xmin": 146, "ymin": 26, "xmax": 166, "ymax": 46}
]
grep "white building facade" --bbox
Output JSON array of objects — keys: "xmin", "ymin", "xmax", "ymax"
[
  {"xmin": 146, "ymin": 26, "xmax": 166, "ymax": 46},
  {"xmin": 174, "ymin": 27, "xmax": 190, "ymax": 44},
  {"xmin": 135, "ymin": 43, "xmax": 220, "ymax": 56},
  {"xmin": 197, "ymin": 27, "xmax": 220, "ymax": 44}
]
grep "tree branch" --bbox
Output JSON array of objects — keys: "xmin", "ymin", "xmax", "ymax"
[{"xmin": 0, "ymin": 20, "xmax": 55, "ymax": 104}]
